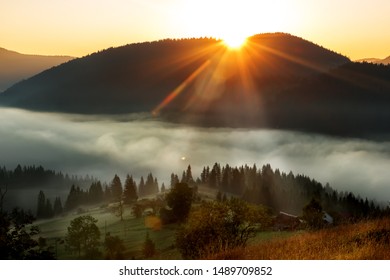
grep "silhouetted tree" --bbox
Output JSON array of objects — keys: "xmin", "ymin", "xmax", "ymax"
[
  {"xmin": 88, "ymin": 181, "xmax": 104, "ymax": 204},
  {"xmin": 123, "ymin": 175, "xmax": 138, "ymax": 204},
  {"xmin": 36, "ymin": 190, "xmax": 46, "ymax": 219},
  {"xmin": 0, "ymin": 206, "xmax": 55, "ymax": 259},
  {"xmin": 303, "ymin": 198, "xmax": 324, "ymax": 229},
  {"xmin": 110, "ymin": 175, "xmax": 123, "ymax": 202},
  {"xmin": 165, "ymin": 183, "xmax": 193, "ymax": 222},
  {"xmin": 161, "ymin": 183, "xmax": 166, "ymax": 193},
  {"xmin": 66, "ymin": 215, "xmax": 101, "ymax": 259},
  {"xmin": 138, "ymin": 176, "xmax": 145, "ymax": 197},
  {"xmin": 104, "ymin": 233, "xmax": 125, "ymax": 259}
]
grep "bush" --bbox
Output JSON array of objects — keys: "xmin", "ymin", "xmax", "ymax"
[{"xmin": 176, "ymin": 198, "xmax": 267, "ymax": 259}]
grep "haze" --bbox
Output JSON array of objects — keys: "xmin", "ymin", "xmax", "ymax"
[{"xmin": 1, "ymin": 108, "xmax": 390, "ymax": 210}]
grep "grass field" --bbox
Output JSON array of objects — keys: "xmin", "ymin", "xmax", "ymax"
[
  {"xmin": 213, "ymin": 218, "xmax": 390, "ymax": 260},
  {"xmin": 35, "ymin": 204, "xmax": 180, "ymax": 259}
]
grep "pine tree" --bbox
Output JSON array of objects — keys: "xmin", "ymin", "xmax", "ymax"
[
  {"xmin": 111, "ymin": 175, "xmax": 123, "ymax": 202},
  {"xmin": 123, "ymin": 175, "xmax": 138, "ymax": 204},
  {"xmin": 154, "ymin": 178, "xmax": 159, "ymax": 194},
  {"xmin": 53, "ymin": 197, "xmax": 63, "ymax": 216},
  {"xmin": 89, "ymin": 181, "xmax": 104, "ymax": 204},
  {"xmin": 138, "ymin": 176, "xmax": 145, "ymax": 197},
  {"xmin": 185, "ymin": 165, "xmax": 194, "ymax": 185},
  {"xmin": 161, "ymin": 183, "xmax": 166, "ymax": 193},
  {"xmin": 170, "ymin": 173, "xmax": 179, "ymax": 187},
  {"xmin": 36, "ymin": 190, "xmax": 46, "ymax": 219}
]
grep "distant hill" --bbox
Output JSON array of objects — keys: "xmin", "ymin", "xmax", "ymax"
[
  {"xmin": 0, "ymin": 47, "xmax": 73, "ymax": 92},
  {"xmin": 356, "ymin": 56, "xmax": 390, "ymax": 65},
  {"xmin": 3, "ymin": 33, "xmax": 389, "ymax": 137}
]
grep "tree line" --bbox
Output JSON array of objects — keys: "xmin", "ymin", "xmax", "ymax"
[{"xmin": 35, "ymin": 162, "xmax": 387, "ymax": 221}]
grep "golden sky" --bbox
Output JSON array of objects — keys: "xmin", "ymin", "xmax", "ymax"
[{"xmin": 1, "ymin": 0, "xmax": 390, "ymax": 59}]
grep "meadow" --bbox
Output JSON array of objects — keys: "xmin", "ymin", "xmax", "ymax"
[{"xmin": 214, "ymin": 218, "xmax": 390, "ymax": 260}]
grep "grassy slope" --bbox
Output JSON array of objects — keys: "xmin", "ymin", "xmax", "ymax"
[
  {"xmin": 214, "ymin": 218, "xmax": 390, "ymax": 260},
  {"xmin": 35, "ymin": 204, "xmax": 180, "ymax": 260}
]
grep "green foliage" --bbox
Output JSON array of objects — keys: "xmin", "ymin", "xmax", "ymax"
[
  {"xmin": 66, "ymin": 215, "xmax": 101, "ymax": 259},
  {"xmin": 176, "ymin": 198, "xmax": 267, "ymax": 259},
  {"xmin": 165, "ymin": 183, "xmax": 193, "ymax": 223},
  {"xmin": 142, "ymin": 232, "xmax": 156, "ymax": 258},
  {"xmin": 302, "ymin": 198, "xmax": 324, "ymax": 229},
  {"xmin": 104, "ymin": 232, "xmax": 125, "ymax": 259},
  {"xmin": 0, "ymin": 206, "xmax": 54, "ymax": 259}
]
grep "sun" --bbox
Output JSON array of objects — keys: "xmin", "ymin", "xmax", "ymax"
[{"xmin": 223, "ymin": 34, "xmax": 247, "ymax": 49}]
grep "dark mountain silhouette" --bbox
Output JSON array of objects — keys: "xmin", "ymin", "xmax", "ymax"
[
  {"xmin": 2, "ymin": 33, "xmax": 389, "ymax": 137},
  {"xmin": 0, "ymin": 33, "xmax": 348, "ymax": 112},
  {"xmin": 0, "ymin": 47, "xmax": 73, "ymax": 92}
]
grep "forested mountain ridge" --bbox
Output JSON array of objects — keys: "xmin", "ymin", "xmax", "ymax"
[
  {"xmin": 2, "ymin": 33, "xmax": 390, "ymax": 137},
  {"xmin": 0, "ymin": 33, "xmax": 348, "ymax": 113}
]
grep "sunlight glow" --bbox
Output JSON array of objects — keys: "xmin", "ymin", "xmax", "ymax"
[{"xmin": 223, "ymin": 35, "xmax": 247, "ymax": 49}]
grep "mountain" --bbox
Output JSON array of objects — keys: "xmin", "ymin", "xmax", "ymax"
[
  {"xmin": 356, "ymin": 56, "xmax": 390, "ymax": 65},
  {"xmin": 0, "ymin": 47, "xmax": 73, "ymax": 92},
  {"xmin": 2, "ymin": 33, "xmax": 389, "ymax": 137},
  {"xmin": 0, "ymin": 33, "xmax": 348, "ymax": 112}
]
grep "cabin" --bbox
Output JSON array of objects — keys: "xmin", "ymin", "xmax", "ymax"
[
  {"xmin": 274, "ymin": 211, "xmax": 302, "ymax": 231},
  {"xmin": 323, "ymin": 211, "xmax": 334, "ymax": 224}
]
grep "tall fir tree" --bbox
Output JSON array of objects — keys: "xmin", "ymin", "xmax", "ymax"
[
  {"xmin": 36, "ymin": 190, "xmax": 46, "ymax": 219},
  {"xmin": 111, "ymin": 175, "xmax": 123, "ymax": 202},
  {"xmin": 123, "ymin": 174, "xmax": 138, "ymax": 204}
]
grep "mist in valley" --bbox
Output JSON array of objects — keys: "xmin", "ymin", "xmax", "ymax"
[{"xmin": 1, "ymin": 107, "xmax": 390, "ymax": 211}]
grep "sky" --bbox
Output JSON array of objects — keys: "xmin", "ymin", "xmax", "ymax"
[{"xmin": 1, "ymin": 0, "xmax": 390, "ymax": 60}]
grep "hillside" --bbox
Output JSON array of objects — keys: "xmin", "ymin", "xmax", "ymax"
[
  {"xmin": 3, "ymin": 33, "xmax": 390, "ymax": 137},
  {"xmin": 0, "ymin": 47, "xmax": 73, "ymax": 92},
  {"xmin": 0, "ymin": 33, "xmax": 348, "ymax": 114},
  {"xmin": 214, "ymin": 217, "xmax": 390, "ymax": 260}
]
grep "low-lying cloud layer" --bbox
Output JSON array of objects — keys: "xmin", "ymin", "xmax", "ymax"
[{"xmin": 1, "ymin": 107, "xmax": 390, "ymax": 206}]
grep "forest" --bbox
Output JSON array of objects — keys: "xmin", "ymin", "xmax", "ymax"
[{"xmin": 1, "ymin": 162, "xmax": 389, "ymax": 260}]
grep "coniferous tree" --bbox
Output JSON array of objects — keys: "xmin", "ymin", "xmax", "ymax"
[
  {"xmin": 185, "ymin": 165, "xmax": 194, "ymax": 185},
  {"xmin": 53, "ymin": 197, "xmax": 63, "ymax": 216},
  {"xmin": 154, "ymin": 178, "xmax": 159, "ymax": 194},
  {"xmin": 180, "ymin": 171, "xmax": 186, "ymax": 183},
  {"xmin": 170, "ymin": 173, "xmax": 179, "ymax": 188},
  {"xmin": 104, "ymin": 184, "xmax": 111, "ymax": 202},
  {"xmin": 161, "ymin": 183, "xmax": 166, "ymax": 193},
  {"xmin": 89, "ymin": 181, "xmax": 104, "ymax": 204},
  {"xmin": 138, "ymin": 176, "xmax": 145, "ymax": 197},
  {"xmin": 110, "ymin": 175, "xmax": 123, "ymax": 202},
  {"xmin": 36, "ymin": 190, "xmax": 46, "ymax": 219},
  {"xmin": 123, "ymin": 175, "xmax": 138, "ymax": 204}
]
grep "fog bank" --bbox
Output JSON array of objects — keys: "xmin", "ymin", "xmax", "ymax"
[{"xmin": 1, "ymin": 108, "xmax": 390, "ymax": 207}]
